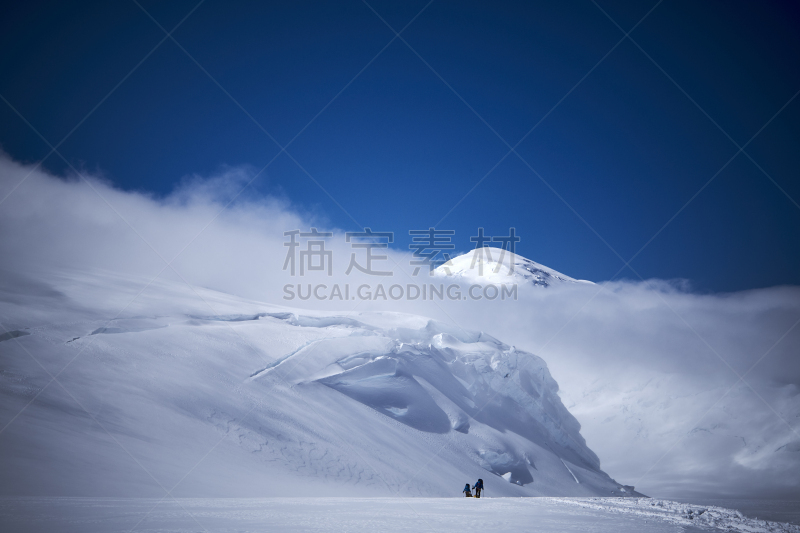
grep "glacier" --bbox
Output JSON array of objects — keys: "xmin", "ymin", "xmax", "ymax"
[{"xmin": 0, "ymin": 268, "xmax": 636, "ymax": 499}]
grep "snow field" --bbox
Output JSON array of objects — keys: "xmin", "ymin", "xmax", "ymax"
[{"xmin": 0, "ymin": 496, "xmax": 689, "ymax": 533}]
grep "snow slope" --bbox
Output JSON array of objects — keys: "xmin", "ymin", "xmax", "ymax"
[{"xmin": 0, "ymin": 269, "xmax": 635, "ymax": 498}]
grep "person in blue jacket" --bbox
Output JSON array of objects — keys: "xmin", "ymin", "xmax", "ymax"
[
  {"xmin": 463, "ymin": 483, "xmax": 472, "ymax": 497},
  {"xmin": 473, "ymin": 478, "xmax": 484, "ymax": 498}
]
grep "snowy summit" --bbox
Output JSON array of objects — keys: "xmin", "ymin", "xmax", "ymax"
[{"xmin": 434, "ymin": 248, "xmax": 592, "ymax": 287}]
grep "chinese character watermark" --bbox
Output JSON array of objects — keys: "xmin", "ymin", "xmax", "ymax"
[
  {"xmin": 408, "ymin": 228, "xmax": 455, "ymax": 275},
  {"xmin": 457, "ymin": 227, "xmax": 520, "ymax": 276},
  {"xmin": 345, "ymin": 228, "xmax": 394, "ymax": 276},
  {"xmin": 283, "ymin": 228, "xmax": 333, "ymax": 276},
  {"xmin": 281, "ymin": 227, "xmax": 523, "ymax": 291}
]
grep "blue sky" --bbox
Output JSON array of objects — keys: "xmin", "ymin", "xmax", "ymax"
[{"xmin": 1, "ymin": 0, "xmax": 799, "ymax": 292}]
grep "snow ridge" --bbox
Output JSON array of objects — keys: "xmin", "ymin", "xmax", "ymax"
[{"xmin": 244, "ymin": 311, "xmax": 606, "ymax": 481}]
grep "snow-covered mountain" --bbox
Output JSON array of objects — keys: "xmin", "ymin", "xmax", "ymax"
[
  {"xmin": 434, "ymin": 248, "xmax": 592, "ymax": 287},
  {"xmin": 0, "ymin": 269, "xmax": 637, "ymax": 498}
]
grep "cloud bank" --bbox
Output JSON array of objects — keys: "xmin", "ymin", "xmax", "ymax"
[{"xmin": 1, "ymin": 154, "xmax": 798, "ymax": 499}]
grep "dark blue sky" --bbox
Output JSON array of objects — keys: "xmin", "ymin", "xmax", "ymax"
[{"xmin": 2, "ymin": 0, "xmax": 799, "ymax": 292}]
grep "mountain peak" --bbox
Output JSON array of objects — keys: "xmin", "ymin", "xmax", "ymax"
[{"xmin": 434, "ymin": 248, "xmax": 592, "ymax": 287}]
